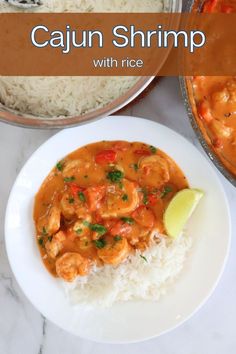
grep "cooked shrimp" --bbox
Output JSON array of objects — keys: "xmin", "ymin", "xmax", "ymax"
[
  {"xmin": 76, "ymin": 207, "xmax": 92, "ymax": 222},
  {"xmin": 56, "ymin": 252, "xmax": 91, "ymax": 282},
  {"xmin": 72, "ymin": 220, "xmax": 90, "ymax": 238},
  {"xmin": 60, "ymin": 192, "xmax": 90, "ymax": 220},
  {"xmin": 139, "ymin": 155, "xmax": 170, "ymax": 188},
  {"xmin": 132, "ymin": 206, "xmax": 155, "ymax": 229},
  {"xmin": 97, "ymin": 236, "xmax": 129, "ymax": 265},
  {"xmin": 100, "ymin": 179, "xmax": 139, "ymax": 218},
  {"xmin": 110, "ymin": 220, "xmax": 149, "ymax": 245},
  {"xmin": 60, "ymin": 192, "xmax": 76, "ymax": 219},
  {"xmin": 85, "ymin": 185, "xmax": 106, "ymax": 212},
  {"xmin": 62, "ymin": 160, "xmax": 82, "ymax": 178},
  {"xmin": 211, "ymin": 78, "xmax": 236, "ymax": 108},
  {"xmin": 37, "ymin": 206, "xmax": 61, "ymax": 235},
  {"xmin": 45, "ymin": 231, "xmax": 66, "ymax": 259},
  {"xmin": 62, "ymin": 159, "xmax": 92, "ymax": 179},
  {"xmin": 209, "ymin": 120, "xmax": 233, "ymax": 139}
]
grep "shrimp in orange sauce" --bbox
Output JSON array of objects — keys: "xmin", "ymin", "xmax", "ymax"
[{"xmin": 34, "ymin": 141, "xmax": 188, "ymax": 281}]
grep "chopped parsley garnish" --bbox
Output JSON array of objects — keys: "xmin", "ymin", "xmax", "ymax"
[
  {"xmin": 93, "ymin": 238, "xmax": 106, "ymax": 249},
  {"xmin": 114, "ymin": 235, "xmax": 122, "ymax": 242},
  {"xmin": 76, "ymin": 228, "xmax": 83, "ymax": 235},
  {"xmin": 107, "ymin": 170, "xmax": 124, "ymax": 184},
  {"xmin": 38, "ymin": 237, "xmax": 44, "ymax": 246},
  {"xmin": 91, "ymin": 224, "xmax": 107, "ymax": 235},
  {"xmin": 48, "ymin": 236, "xmax": 53, "ymax": 242},
  {"xmin": 118, "ymin": 181, "xmax": 123, "ymax": 189},
  {"xmin": 78, "ymin": 191, "xmax": 86, "ymax": 202},
  {"xmin": 161, "ymin": 186, "xmax": 173, "ymax": 198},
  {"xmin": 84, "ymin": 240, "xmax": 89, "ymax": 246},
  {"xmin": 149, "ymin": 145, "xmax": 157, "ymax": 154},
  {"xmin": 121, "ymin": 217, "xmax": 134, "ymax": 225},
  {"xmin": 68, "ymin": 197, "xmax": 74, "ymax": 204},
  {"xmin": 64, "ymin": 176, "xmax": 75, "ymax": 183},
  {"xmin": 83, "ymin": 220, "xmax": 90, "ymax": 227},
  {"xmin": 83, "ymin": 221, "xmax": 107, "ymax": 236},
  {"xmin": 122, "ymin": 194, "xmax": 128, "ymax": 201},
  {"xmin": 42, "ymin": 226, "xmax": 48, "ymax": 236},
  {"xmin": 142, "ymin": 188, "xmax": 149, "ymax": 205},
  {"xmin": 56, "ymin": 161, "xmax": 64, "ymax": 171},
  {"xmin": 140, "ymin": 255, "xmax": 148, "ymax": 263},
  {"xmin": 132, "ymin": 163, "xmax": 139, "ymax": 172}
]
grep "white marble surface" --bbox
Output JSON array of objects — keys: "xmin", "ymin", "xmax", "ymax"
[{"xmin": 0, "ymin": 77, "xmax": 235, "ymax": 354}]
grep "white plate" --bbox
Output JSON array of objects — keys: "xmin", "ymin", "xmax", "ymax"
[{"xmin": 5, "ymin": 116, "xmax": 231, "ymax": 343}]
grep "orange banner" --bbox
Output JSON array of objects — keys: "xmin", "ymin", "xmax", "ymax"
[{"xmin": 0, "ymin": 13, "xmax": 235, "ymax": 76}]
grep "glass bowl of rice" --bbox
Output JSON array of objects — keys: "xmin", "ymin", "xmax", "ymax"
[{"xmin": 0, "ymin": 0, "xmax": 181, "ymax": 128}]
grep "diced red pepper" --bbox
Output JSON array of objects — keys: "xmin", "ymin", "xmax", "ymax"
[
  {"xmin": 110, "ymin": 220, "xmax": 132, "ymax": 237},
  {"xmin": 94, "ymin": 212, "xmax": 103, "ymax": 224},
  {"xmin": 221, "ymin": 5, "xmax": 234, "ymax": 13},
  {"xmin": 134, "ymin": 149, "xmax": 151, "ymax": 156},
  {"xmin": 69, "ymin": 183, "xmax": 84, "ymax": 197},
  {"xmin": 198, "ymin": 101, "xmax": 213, "ymax": 124},
  {"xmin": 95, "ymin": 150, "xmax": 117, "ymax": 165},
  {"xmin": 147, "ymin": 194, "xmax": 158, "ymax": 206},
  {"xmin": 212, "ymin": 138, "xmax": 223, "ymax": 149},
  {"xmin": 85, "ymin": 185, "xmax": 106, "ymax": 211},
  {"xmin": 202, "ymin": 0, "xmax": 218, "ymax": 13}
]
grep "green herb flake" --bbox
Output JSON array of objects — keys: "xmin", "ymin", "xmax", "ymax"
[
  {"xmin": 84, "ymin": 240, "xmax": 89, "ymax": 246},
  {"xmin": 93, "ymin": 238, "xmax": 106, "ymax": 249},
  {"xmin": 122, "ymin": 194, "xmax": 128, "ymax": 201},
  {"xmin": 48, "ymin": 236, "xmax": 53, "ymax": 242},
  {"xmin": 38, "ymin": 237, "xmax": 44, "ymax": 246},
  {"xmin": 78, "ymin": 191, "xmax": 86, "ymax": 202},
  {"xmin": 42, "ymin": 226, "xmax": 48, "ymax": 236},
  {"xmin": 68, "ymin": 197, "xmax": 75, "ymax": 204},
  {"xmin": 121, "ymin": 217, "xmax": 134, "ymax": 225},
  {"xmin": 149, "ymin": 145, "xmax": 157, "ymax": 154},
  {"xmin": 56, "ymin": 161, "xmax": 64, "ymax": 171},
  {"xmin": 132, "ymin": 163, "xmax": 139, "ymax": 172},
  {"xmin": 161, "ymin": 186, "xmax": 173, "ymax": 198},
  {"xmin": 114, "ymin": 235, "xmax": 122, "ymax": 242},
  {"xmin": 76, "ymin": 228, "xmax": 83, "ymax": 235},
  {"xmin": 142, "ymin": 188, "xmax": 149, "ymax": 205},
  {"xmin": 107, "ymin": 170, "xmax": 124, "ymax": 184},
  {"xmin": 64, "ymin": 176, "xmax": 75, "ymax": 183},
  {"xmin": 83, "ymin": 220, "xmax": 90, "ymax": 227},
  {"xmin": 140, "ymin": 255, "xmax": 148, "ymax": 263},
  {"xmin": 118, "ymin": 181, "xmax": 123, "ymax": 189},
  {"xmin": 91, "ymin": 224, "xmax": 107, "ymax": 235},
  {"xmin": 83, "ymin": 221, "xmax": 107, "ymax": 236}
]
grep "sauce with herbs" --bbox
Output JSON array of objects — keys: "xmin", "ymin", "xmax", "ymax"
[
  {"xmin": 191, "ymin": 0, "xmax": 236, "ymax": 176},
  {"xmin": 34, "ymin": 141, "xmax": 188, "ymax": 282}
]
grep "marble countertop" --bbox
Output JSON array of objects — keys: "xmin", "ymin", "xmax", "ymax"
[{"xmin": 0, "ymin": 77, "xmax": 235, "ymax": 354}]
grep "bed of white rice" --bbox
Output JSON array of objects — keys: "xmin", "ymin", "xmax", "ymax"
[
  {"xmin": 0, "ymin": 0, "xmax": 168, "ymax": 118},
  {"xmin": 64, "ymin": 233, "xmax": 191, "ymax": 308}
]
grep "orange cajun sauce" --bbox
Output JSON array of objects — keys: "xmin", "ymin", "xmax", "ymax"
[
  {"xmin": 34, "ymin": 141, "xmax": 188, "ymax": 282},
  {"xmin": 191, "ymin": 0, "xmax": 236, "ymax": 176}
]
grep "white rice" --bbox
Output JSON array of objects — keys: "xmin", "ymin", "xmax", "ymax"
[
  {"xmin": 0, "ymin": 0, "xmax": 168, "ymax": 118},
  {"xmin": 64, "ymin": 233, "xmax": 191, "ymax": 308}
]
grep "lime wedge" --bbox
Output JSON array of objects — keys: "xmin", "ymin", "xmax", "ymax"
[{"xmin": 164, "ymin": 188, "xmax": 204, "ymax": 238}]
